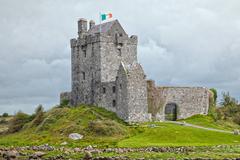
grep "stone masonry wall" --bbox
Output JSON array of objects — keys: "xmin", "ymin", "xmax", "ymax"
[
  {"xmin": 126, "ymin": 63, "xmax": 150, "ymax": 122},
  {"xmin": 115, "ymin": 63, "xmax": 129, "ymax": 121},
  {"xmin": 147, "ymin": 80, "xmax": 209, "ymax": 121},
  {"xmin": 60, "ymin": 92, "xmax": 71, "ymax": 104}
]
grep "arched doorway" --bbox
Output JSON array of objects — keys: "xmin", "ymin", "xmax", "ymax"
[{"xmin": 164, "ymin": 103, "xmax": 177, "ymax": 121}]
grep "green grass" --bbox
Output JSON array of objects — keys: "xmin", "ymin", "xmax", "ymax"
[
  {"xmin": 179, "ymin": 114, "xmax": 240, "ymax": 131},
  {"xmin": 118, "ymin": 122, "xmax": 240, "ymax": 148},
  {"xmin": 1, "ymin": 106, "xmax": 240, "ymax": 149},
  {"xmin": 0, "ymin": 116, "xmax": 12, "ymax": 133},
  {"xmin": 0, "ymin": 105, "xmax": 131, "ymax": 148}
]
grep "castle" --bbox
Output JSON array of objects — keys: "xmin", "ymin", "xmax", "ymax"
[{"xmin": 60, "ymin": 18, "xmax": 210, "ymax": 122}]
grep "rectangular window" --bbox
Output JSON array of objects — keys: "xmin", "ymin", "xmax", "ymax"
[
  {"xmin": 103, "ymin": 87, "xmax": 106, "ymax": 94},
  {"xmin": 82, "ymin": 72, "xmax": 85, "ymax": 80},
  {"xmin": 83, "ymin": 50, "xmax": 86, "ymax": 57},
  {"xmin": 91, "ymin": 44, "xmax": 94, "ymax": 57},
  {"xmin": 112, "ymin": 100, "xmax": 116, "ymax": 107},
  {"xmin": 112, "ymin": 86, "xmax": 116, "ymax": 93}
]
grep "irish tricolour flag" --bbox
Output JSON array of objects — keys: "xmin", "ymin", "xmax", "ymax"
[{"xmin": 101, "ymin": 13, "xmax": 112, "ymax": 21}]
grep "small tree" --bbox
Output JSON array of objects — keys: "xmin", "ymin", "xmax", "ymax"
[
  {"xmin": 32, "ymin": 104, "xmax": 45, "ymax": 126},
  {"xmin": 221, "ymin": 92, "xmax": 238, "ymax": 107},
  {"xmin": 8, "ymin": 111, "xmax": 31, "ymax": 133},
  {"xmin": 60, "ymin": 99, "xmax": 70, "ymax": 107},
  {"xmin": 2, "ymin": 113, "xmax": 9, "ymax": 117},
  {"xmin": 210, "ymin": 88, "xmax": 217, "ymax": 105}
]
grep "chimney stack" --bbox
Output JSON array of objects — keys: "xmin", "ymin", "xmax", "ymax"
[
  {"xmin": 89, "ymin": 20, "xmax": 95, "ymax": 29},
  {"xmin": 78, "ymin": 18, "xmax": 87, "ymax": 35}
]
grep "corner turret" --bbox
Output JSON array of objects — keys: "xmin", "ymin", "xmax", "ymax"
[{"xmin": 78, "ymin": 18, "xmax": 87, "ymax": 36}]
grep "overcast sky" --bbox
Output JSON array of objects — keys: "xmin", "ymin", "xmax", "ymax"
[{"xmin": 0, "ymin": 0, "xmax": 240, "ymax": 114}]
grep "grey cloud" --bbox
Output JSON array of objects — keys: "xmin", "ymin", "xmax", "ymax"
[{"xmin": 0, "ymin": 0, "xmax": 240, "ymax": 114}]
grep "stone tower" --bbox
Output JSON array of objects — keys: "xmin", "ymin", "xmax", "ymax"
[
  {"xmin": 60, "ymin": 18, "xmax": 210, "ymax": 122},
  {"xmin": 61, "ymin": 18, "xmax": 150, "ymax": 122}
]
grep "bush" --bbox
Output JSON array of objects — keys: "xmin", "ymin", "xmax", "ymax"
[
  {"xmin": 208, "ymin": 89, "xmax": 218, "ymax": 120},
  {"xmin": 0, "ymin": 119, "xmax": 7, "ymax": 124},
  {"xmin": 31, "ymin": 105, "xmax": 45, "ymax": 126},
  {"xmin": 233, "ymin": 112, "xmax": 240, "ymax": 125},
  {"xmin": 8, "ymin": 111, "xmax": 32, "ymax": 133},
  {"xmin": 221, "ymin": 92, "xmax": 238, "ymax": 107},
  {"xmin": 60, "ymin": 99, "xmax": 70, "ymax": 107},
  {"xmin": 2, "ymin": 113, "xmax": 9, "ymax": 117},
  {"xmin": 210, "ymin": 88, "xmax": 217, "ymax": 105},
  {"xmin": 87, "ymin": 120, "xmax": 126, "ymax": 136}
]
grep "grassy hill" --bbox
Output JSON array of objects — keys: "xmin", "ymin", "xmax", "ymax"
[
  {"xmin": 1, "ymin": 105, "xmax": 240, "ymax": 159},
  {"xmin": 179, "ymin": 114, "xmax": 240, "ymax": 131},
  {"xmin": 0, "ymin": 116, "xmax": 12, "ymax": 133},
  {"xmin": 0, "ymin": 105, "xmax": 132, "ymax": 147},
  {"xmin": 1, "ymin": 105, "xmax": 240, "ymax": 148}
]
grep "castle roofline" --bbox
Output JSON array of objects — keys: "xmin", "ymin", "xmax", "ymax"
[
  {"xmin": 88, "ymin": 20, "xmax": 117, "ymax": 34},
  {"xmin": 88, "ymin": 19, "xmax": 127, "ymax": 36}
]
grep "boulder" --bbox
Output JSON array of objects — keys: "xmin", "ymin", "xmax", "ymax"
[
  {"xmin": 83, "ymin": 151, "xmax": 92, "ymax": 160},
  {"xmin": 29, "ymin": 151, "xmax": 46, "ymax": 159},
  {"xmin": 234, "ymin": 129, "xmax": 240, "ymax": 135},
  {"xmin": 3, "ymin": 150, "xmax": 19, "ymax": 159},
  {"xmin": 60, "ymin": 141, "xmax": 68, "ymax": 146},
  {"xmin": 69, "ymin": 133, "xmax": 83, "ymax": 140},
  {"xmin": 33, "ymin": 151, "xmax": 45, "ymax": 157}
]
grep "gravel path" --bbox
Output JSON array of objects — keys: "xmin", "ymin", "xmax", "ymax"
[{"xmin": 167, "ymin": 121, "xmax": 234, "ymax": 134}]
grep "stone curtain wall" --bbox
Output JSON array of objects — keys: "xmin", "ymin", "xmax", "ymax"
[
  {"xmin": 147, "ymin": 80, "xmax": 209, "ymax": 121},
  {"xmin": 147, "ymin": 80, "xmax": 166, "ymax": 120},
  {"xmin": 60, "ymin": 92, "xmax": 71, "ymax": 103}
]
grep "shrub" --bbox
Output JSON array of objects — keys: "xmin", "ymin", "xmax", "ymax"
[
  {"xmin": 233, "ymin": 112, "xmax": 240, "ymax": 125},
  {"xmin": 208, "ymin": 89, "xmax": 218, "ymax": 120},
  {"xmin": 8, "ymin": 111, "xmax": 31, "ymax": 133},
  {"xmin": 2, "ymin": 113, "xmax": 9, "ymax": 117},
  {"xmin": 60, "ymin": 99, "xmax": 70, "ymax": 107},
  {"xmin": 221, "ymin": 92, "xmax": 238, "ymax": 107},
  {"xmin": 87, "ymin": 120, "xmax": 126, "ymax": 136},
  {"xmin": 31, "ymin": 105, "xmax": 45, "ymax": 126},
  {"xmin": 0, "ymin": 119, "xmax": 7, "ymax": 124},
  {"xmin": 210, "ymin": 88, "xmax": 217, "ymax": 105}
]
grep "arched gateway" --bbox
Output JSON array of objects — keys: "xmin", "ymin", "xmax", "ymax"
[{"xmin": 164, "ymin": 103, "xmax": 177, "ymax": 121}]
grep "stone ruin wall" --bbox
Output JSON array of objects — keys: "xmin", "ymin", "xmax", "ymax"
[
  {"xmin": 60, "ymin": 92, "xmax": 71, "ymax": 104},
  {"xmin": 147, "ymin": 80, "xmax": 210, "ymax": 121}
]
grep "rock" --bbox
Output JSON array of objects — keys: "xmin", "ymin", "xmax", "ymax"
[
  {"xmin": 234, "ymin": 129, "xmax": 240, "ymax": 135},
  {"xmin": 29, "ymin": 151, "xmax": 46, "ymax": 159},
  {"xmin": 86, "ymin": 145, "xmax": 93, "ymax": 150},
  {"xmin": 33, "ymin": 151, "xmax": 45, "ymax": 157},
  {"xmin": 74, "ymin": 147, "xmax": 81, "ymax": 152},
  {"xmin": 60, "ymin": 141, "xmax": 68, "ymax": 146},
  {"xmin": 3, "ymin": 150, "xmax": 19, "ymax": 159},
  {"xmin": 69, "ymin": 133, "xmax": 83, "ymax": 140},
  {"xmin": 148, "ymin": 124, "xmax": 156, "ymax": 128},
  {"xmin": 83, "ymin": 151, "xmax": 92, "ymax": 160}
]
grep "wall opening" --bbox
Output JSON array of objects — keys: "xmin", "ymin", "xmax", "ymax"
[
  {"xmin": 103, "ymin": 87, "xmax": 106, "ymax": 94},
  {"xmin": 164, "ymin": 103, "xmax": 177, "ymax": 121},
  {"xmin": 112, "ymin": 100, "xmax": 116, "ymax": 107},
  {"xmin": 112, "ymin": 86, "xmax": 116, "ymax": 93},
  {"xmin": 83, "ymin": 49, "xmax": 86, "ymax": 57},
  {"xmin": 82, "ymin": 72, "xmax": 85, "ymax": 80}
]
